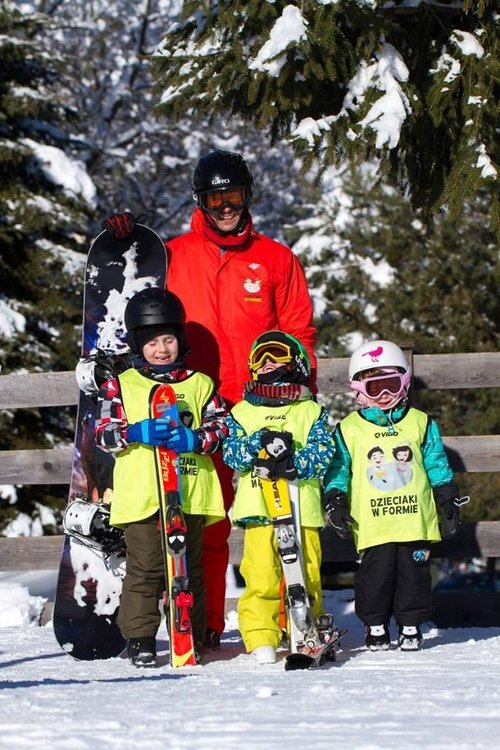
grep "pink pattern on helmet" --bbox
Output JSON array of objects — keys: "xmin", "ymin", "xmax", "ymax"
[{"xmin": 362, "ymin": 345, "xmax": 384, "ymax": 362}]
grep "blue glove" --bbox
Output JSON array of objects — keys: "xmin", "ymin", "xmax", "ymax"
[
  {"xmin": 163, "ymin": 426, "xmax": 200, "ymax": 454},
  {"xmin": 127, "ymin": 418, "xmax": 173, "ymax": 446}
]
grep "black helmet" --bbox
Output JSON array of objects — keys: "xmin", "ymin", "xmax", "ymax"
[
  {"xmin": 124, "ymin": 287, "xmax": 185, "ymax": 355},
  {"xmin": 192, "ymin": 150, "xmax": 253, "ymax": 206}
]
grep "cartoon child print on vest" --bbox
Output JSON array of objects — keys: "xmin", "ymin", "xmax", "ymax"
[
  {"xmin": 392, "ymin": 444, "xmax": 414, "ymax": 486},
  {"xmin": 366, "ymin": 443, "xmax": 414, "ymax": 491}
]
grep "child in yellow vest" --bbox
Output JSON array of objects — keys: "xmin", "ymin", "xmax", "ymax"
[
  {"xmin": 222, "ymin": 331, "xmax": 335, "ymax": 664},
  {"xmin": 95, "ymin": 288, "xmax": 227, "ymax": 667},
  {"xmin": 323, "ymin": 340, "xmax": 465, "ymax": 651}
]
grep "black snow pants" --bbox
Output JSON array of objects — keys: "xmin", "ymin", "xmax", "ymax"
[{"xmin": 354, "ymin": 541, "xmax": 432, "ymax": 627}]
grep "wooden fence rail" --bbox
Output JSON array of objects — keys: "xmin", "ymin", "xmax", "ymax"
[
  {"xmin": 1, "ymin": 352, "xmax": 500, "ymax": 627},
  {"xmin": 1, "ymin": 352, "xmax": 499, "ymax": 569},
  {"xmin": 2, "ymin": 522, "xmax": 500, "ymax": 573}
]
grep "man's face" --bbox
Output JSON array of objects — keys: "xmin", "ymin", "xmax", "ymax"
[{"xmin": 211, "ymin": 206, "xmax": 244, "ymax": 233}]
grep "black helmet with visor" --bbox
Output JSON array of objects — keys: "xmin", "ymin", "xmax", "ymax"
[{"xmin": 192, "ymin": 150, "xmax": 253, "ymax": 217}]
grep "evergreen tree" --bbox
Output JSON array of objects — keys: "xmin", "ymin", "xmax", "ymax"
[
  {"xmin": 0, "ymin": 2, "xmax": 93, "ymax": 533},
  {"xmin": 39, "ymin": 0, "xmax": 307, "ymax": 241},
  {"xmin": 40, "ymin": 0, "xmax": 192, "ymax": 237},
  {"xmin": 150, "ymin": 0, "xmax": 498, "ymax": 227}
]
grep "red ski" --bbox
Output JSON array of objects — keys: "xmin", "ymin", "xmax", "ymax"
[{"xmin": 150, "ymin": 383, "xmax": 196, "ymax": 667}]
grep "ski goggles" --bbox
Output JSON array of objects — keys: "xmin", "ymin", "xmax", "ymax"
[
  {"xmin": 200, "ymin": 187, "xmax": 249, "ymax": 212},
  {"xmin": 350, "ymin": 370, "xmax": 409, "ymax": 399},
  {"xmin": 249, "ymin": 341, "xmax": 292, "ymax": 372}
]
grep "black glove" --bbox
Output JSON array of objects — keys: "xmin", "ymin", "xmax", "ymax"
[
  {"xmin": 253, "ymin": 430, "xmax": 297, "ymax": 481},
  {"xmin": 253, "ymin": 455, "xmax": 298, "ymax": 481},
  {"xmin": 433, "ymin": 481, "xmax": 462, "ymax": 539},
  {"xmin": 103, "ymin": 212, "xmax": 136, "ymax": 239},
  {"xmin": 323, "ymin": 489, "xmax": 354, "ymax": 540}
]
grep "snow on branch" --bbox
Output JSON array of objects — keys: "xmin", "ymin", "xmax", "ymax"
[
  {"xmin": 348, "ymin": 42, "xmax": 411, "ymax": 149},
  {"xmin": 291, "ymin": 41, "xmax": 411, "ymax": 152},
  {"xmin": 249, "ymin": 5, "xmax": 308, "ymax": 77},
  {"xmin": 20, "ymin": 139, "xmax": 97, "ymax": 206}
]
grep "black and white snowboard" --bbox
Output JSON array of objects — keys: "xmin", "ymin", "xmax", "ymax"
[{"xmin": 53, "ymin": 223, "xmax": 167, "ymax": 660}]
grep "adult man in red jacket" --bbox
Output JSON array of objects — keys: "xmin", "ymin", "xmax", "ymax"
[{"xmin": 106, "ymin": 150, "xmax": 316, "ymax": 649}]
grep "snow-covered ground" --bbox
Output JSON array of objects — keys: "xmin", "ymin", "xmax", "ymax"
[{"xmin": 0, "ymin": 575, "xmax": 499, "ymax": 750}]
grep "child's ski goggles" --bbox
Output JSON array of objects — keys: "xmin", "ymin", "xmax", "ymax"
[
  {"xmin": 350, "ymin": 370, "xmax": 410, "ymax": 399},
  {"xmin": 201, "ymin": 187, "xmax": 249, "ymax": 212},
  {"xmin": 249, "ymin": 341, "xmax": 292, "ymax": 372}
]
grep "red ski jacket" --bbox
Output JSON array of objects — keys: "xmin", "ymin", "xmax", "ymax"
[{"xmin": 165, "ymin": 208, "xmax": 316, "ymax": 407}]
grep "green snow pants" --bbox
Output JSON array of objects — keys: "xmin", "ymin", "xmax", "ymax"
[{"xmin": 117, "ymin": 511, "xmax": 206, "ymax": 643}]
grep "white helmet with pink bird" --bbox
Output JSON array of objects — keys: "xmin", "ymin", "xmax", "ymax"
[
  {"xmin": 348, "ymin": 340, "xmax": 410, "ymax": 380},
  {"xmin": 348, "ymin": 340, "xmax": 411, "ymax": 409}
]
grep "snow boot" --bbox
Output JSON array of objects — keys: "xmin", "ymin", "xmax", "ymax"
[
  {"xmin": 127, "ymin": 637, "xmax": 157, "ymax": 667},
  {"xmin": 194, "ymin": 641, "xmax": 204, "ymax": 665},
  {"xmin": 252, "ymin": 645, "xmax": 276, "ymax": 664},
  {"xmin": 365, "ymin": 624, "xmax": 390, "ymax": 651},
  {"xmin": 398, "ymin": 625, "xmax": 423, "ymax": 651},
  {"xmin": 204, "ymin": 627, "xmax": 221, "ymax": 650}
]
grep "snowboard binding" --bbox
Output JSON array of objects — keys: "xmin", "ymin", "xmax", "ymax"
[
  {"xmin": 76, "ymin": 348, "xmax": 132, "ymax": 395},
  {"xmin": 63, "ymin": 495, "xmax": 125, "ymax": 556}
]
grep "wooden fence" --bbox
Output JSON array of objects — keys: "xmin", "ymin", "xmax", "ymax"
[{"xmin": 1, "ymin": 352, "xmax": 500, "ymax": 625}]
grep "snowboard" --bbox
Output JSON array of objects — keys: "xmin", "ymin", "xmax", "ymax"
[{"xmin": 53, "ymin": 223, "xmax": 167, "ymax": 660}]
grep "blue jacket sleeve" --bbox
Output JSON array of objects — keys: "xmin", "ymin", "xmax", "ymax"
[
  {"xmin": 293, "ymin": 407, "xmax": 336, "ymax": 479},
  {"xmin": 422, "ymin": 417, "xmax": 454, "ymax": 488},
  {"xmin": 323, "ymin": 424, "xmax": 352, "ymax": 494},
  {"xmin": 222, "ymin": 413, "xmax": 263, "ymax": 473}
]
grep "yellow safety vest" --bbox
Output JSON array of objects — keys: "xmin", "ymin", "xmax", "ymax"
[
  {"xmin": 340, "ymin": 408, "xmax": 441, "ymax": 551},
  {"xmin": 109, "ymin": 369, "xmax": 224, "ymax": 527},
  {"xmin": 230, "ymin": 399, "xmax": 324, "ymax": 528}
]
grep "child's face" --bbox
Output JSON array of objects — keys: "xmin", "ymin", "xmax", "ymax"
[
  {"xmin": 142, "ymin": 334, "xmax": 179, "ymax": 365},
  {"xmin": 256, "ymin": 358, "xmax": 283, "ymax": 377},
  {"xmin": 357, "ymin": 368, "xmax": 405, "ymax": 409}
]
